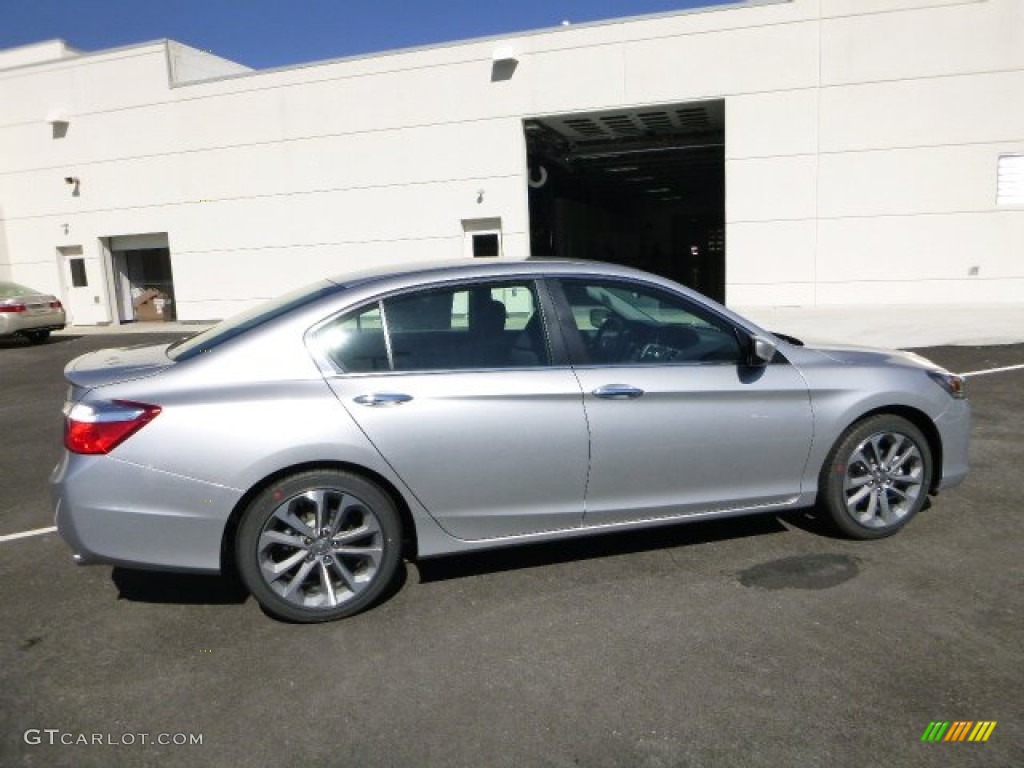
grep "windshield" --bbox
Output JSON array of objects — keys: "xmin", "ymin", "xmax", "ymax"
[
  {"xmin": 167, "ymin": 280, "xmax": 340, "ymax": 361},
  {"xmin": 587, "ymin": 284, "xmax": 717, "ymax": 329}
]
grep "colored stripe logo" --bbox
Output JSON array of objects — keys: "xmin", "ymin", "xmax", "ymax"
[{"xmin": 921, "ymin": 721, "xmax": 996, "ymax": 742}]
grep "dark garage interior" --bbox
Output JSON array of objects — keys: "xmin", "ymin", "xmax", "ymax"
[{"xmin": 525, "ymin": 99, "xmax": 726, "ymax": 302}]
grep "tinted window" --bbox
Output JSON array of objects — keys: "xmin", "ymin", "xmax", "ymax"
[
  {"xmin": 558, "ymin": 279, "xmax": 743, "ymax": 365},
  {"xmin": 315, "ymin": 303, "xmax": 389, "ymax": 373},
  {"xmin": 314, "ymin": 281, "xmax": 549, "ymax": 373}
]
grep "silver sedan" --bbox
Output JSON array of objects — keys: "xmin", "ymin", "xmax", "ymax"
[
  {"xmin": 1, "ymin": 282, "xmax": 66, "ymax": 343},
  {"xmin": 52, "ymin": 260, "xmax": 970, "ymax": 622}
]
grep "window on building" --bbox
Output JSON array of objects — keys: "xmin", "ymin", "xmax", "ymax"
[
  {"xmin": 69, "ymin": 258, "xmax": 88, "ymax": 287},
  {"xmin": 472, "ymin": 233, "xmax": 500, "ymax": 258}
]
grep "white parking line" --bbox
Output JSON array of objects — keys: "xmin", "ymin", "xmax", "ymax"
[
  {"xmin": 0, "ymin": 526, "xmax": 57, "ymax": 543},
  {"xmin": 961, "ymin": 364, "xmax": 1024, "ymax": 377}
]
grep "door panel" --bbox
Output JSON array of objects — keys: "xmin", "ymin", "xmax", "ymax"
[
  {"xmin": 314, "ymin": 278, "xmax": 588, "ymax": 541},
  {"xmin": 549, "ymin": 276, "xmax": 813, "ymax": 526},
  {"xmin": 327, "ymin": 370, "xmax": 589, "ymax": 540},
  {"xmin": 574, "ymin": 363, "xmax": 812, "ymax": 525}
]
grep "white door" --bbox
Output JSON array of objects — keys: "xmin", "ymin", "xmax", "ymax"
[{"xmin": 57, "ymin": 246, "xmax": 110, "ymax": 325}]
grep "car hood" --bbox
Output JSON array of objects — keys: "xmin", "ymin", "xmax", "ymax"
[
  {"xmin": 64, "ymin": 343, "xmax": 174, "ymax": 389},
  {"xmin": 803, "ymin": 343, "xmax": 944, "ymax": 371}
]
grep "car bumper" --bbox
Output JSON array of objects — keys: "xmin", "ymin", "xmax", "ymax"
[
  {"xmin": 0, "ymin": 310, "xmax": 66, "ymax": 336},
  {"xmin": 51, "ymin": 451, "xmax": 243, "ymax": 573},
  {"xmin": 935, "ymin": 398, "xmax": 971, "ymax": 491}
]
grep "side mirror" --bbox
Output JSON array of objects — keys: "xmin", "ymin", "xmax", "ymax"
[
  {"xmin": 590, "ymin": 307, "xmax": 611, "ymax": 328},
  {"xmin": 749, "ymin": 334, "xmax": 778, "ymax": 366}
]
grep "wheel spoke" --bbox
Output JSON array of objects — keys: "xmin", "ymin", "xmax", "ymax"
[
  {"xmin": 878, "ymin": 491, "xmax": 896, "ymax": 525},
  {"xmin": 845, "ymin": 474, "xmax": 872, "ymax": 489},
  {"xmin": 330, "ymin": 558, "xmax": 362, "ymax": 593},
  {"xmin": 263, "ymin": 548, "xmax": 308, "ymax": 576},
  {"xmin": 334, "ymin": 516, "xmax": 381, "ymax": 544},
  {"xmin": 882, "ymin": 435, "xmax": 905, "ymax": 467},
  {"xmin": 887, "ymin": 485, "xmax": 909, "ymax": 501},
  {"xmin": 863, "ymin": 490, "xmax": 878, "ymax": 521},
  {"xmin": 307, "ymin": 489, "xmax": 329, "ymax": 533},
  {"xmin": 281, "ymin": 559, "xmax": 316, "ymax": 598},
  {"xmin": 319, "ymin": 561, "xmax": 338, "ymax": 607},
  {"xmin": 848, "ymin": 449, "xmax": 870, "ymax": 471},
  {"xmin": 272, "ymin": 505, "xmax": 315, "ymax": 538},
  {"xmin": 260, "ymin": 530, "xmax": 305, "ymax": 549},
  {"xmin": 868, "ymin": 436, "xmax": 885, "ymax": 466},
  {"xmin": 846, "ymin": 485, "xmax": 871, "ymax": 507},
  {"xmin": 888, "ymin": 446, "xmax": 916, "ymax": 472},
  {"xmin": 334, "ymin": 545, "xmax": 383, "ymax": 568}
]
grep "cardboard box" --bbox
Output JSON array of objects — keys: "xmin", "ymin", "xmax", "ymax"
[{"xmin": 133, "ymin": 288, "xmax": 168, "ymax": 322}]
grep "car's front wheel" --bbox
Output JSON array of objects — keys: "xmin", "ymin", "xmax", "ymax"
[
  {"xmin": 236, "ymin": 470, "xmax": 402, "ymax": 622},
  {"xmin": 821, "ymin": 414, "xmax": 933, "ymax": 539}
]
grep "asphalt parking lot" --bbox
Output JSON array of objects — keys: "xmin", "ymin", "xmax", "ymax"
[{"xmin": 1, "ymin": 333, "xmax": 1021, "ymax": 767}]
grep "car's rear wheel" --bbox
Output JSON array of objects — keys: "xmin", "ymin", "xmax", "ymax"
[
  {"xmin": 821, "ymin": 414, "xmax": 933, "ymax": 539},
  {"xmin": 24, "ymin": 330, "xmax": 50, "ymax": 344},
  {"xmin": 236, "ymin": 470, "xmax": 402, "ymax": 622}
]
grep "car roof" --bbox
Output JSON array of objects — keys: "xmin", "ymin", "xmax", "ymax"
[{"xmin": 329, "ymin": 258, "xmax": 653, "ymax": 291}]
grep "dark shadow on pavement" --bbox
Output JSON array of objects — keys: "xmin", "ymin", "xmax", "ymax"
[
  {"xmin": 775, "ymin": 507, "xmax": 840, "ymax": 538},
  {"xmin": 415, "ymin": 512, "xmax": 791, "ymax": 584},
  {"xmin": 0, "ymin": 334, "xmax": 82, "ymax": 349},
  {"xmin": 112, "ymin": 568, "xmax": 249, "ymax": 605}
]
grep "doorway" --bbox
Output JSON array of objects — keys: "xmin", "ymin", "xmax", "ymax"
[
  {"xmin": 107, "ymin": 234, "xmax": 177, "ymax": 322},
  {"xmin": 524, "ymin": 100, "xmax": 726, "ymax": 302}
]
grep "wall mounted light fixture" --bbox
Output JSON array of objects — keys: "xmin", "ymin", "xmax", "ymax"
[
  {"xmin": 491, "ymin": 47, "xmax": 518, "ymax": 82},
  {"xmin": 47, "ymin": 109, "xmax": 70, "ymax": 138}
]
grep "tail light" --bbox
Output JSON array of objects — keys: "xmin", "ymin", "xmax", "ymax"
[
  {"xmin": 0, "ymin": 304, "xmax": 26, "ymax": 313},
  {"xmin": 49, "ymin": 300, "xmax": 63, "ymax": 309},
  {"xmin": 63, "ymin": 400, "xmax": 162, "ymax": 454}
]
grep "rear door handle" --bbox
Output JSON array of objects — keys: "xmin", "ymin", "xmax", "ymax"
[
  {"xmin": 591, "ymin": 384, "xmax": 644, "ymax": 400},
  {"xmin": 353, "ymin": 393, "xmax": 413, "ymax": 407}
]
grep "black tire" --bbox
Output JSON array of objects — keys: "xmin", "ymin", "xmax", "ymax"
[
  {"xmin": 820, "ymin": 414, "xmax": 933, "ymax": 540},
  {"xmin": 236, "ymin": 470, "xmax": 402, "ymax": 623},
  {"xmin": 24, "ymin": 330, "xmax": 50, "ymax": 344}
]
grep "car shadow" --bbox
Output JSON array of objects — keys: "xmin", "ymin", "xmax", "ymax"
[
  {"xmin": 0, "ymin": 334, "xmax": 82, "ymax": 349},
  {"xmin": 110, "ymin": 561, "xmax": 410, "ymax": 619},
  {"xmin": 108, "ymin": 512, "xmax": 824, "ymax": 611},
  {"xmin": 415, "ymin": 512, "xmax": 793, "ymax": 584},
  {"xmin": 112, "ymin": 568, "xmax": 249, "ymax": 605}
]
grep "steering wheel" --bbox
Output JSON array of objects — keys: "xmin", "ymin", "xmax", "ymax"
[{"xmin": 593, "ymin": 315, "xmax": 631, "ymax": 363}]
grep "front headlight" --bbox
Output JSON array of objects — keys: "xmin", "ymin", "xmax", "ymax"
[{"xmin": 927, "ymin": 370, "xmax": 966, "ymax": 399}]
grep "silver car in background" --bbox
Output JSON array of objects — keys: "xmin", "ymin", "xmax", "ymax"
[
  {"xmin": 1, "ymin": 282, "xmax": 66, "ymax": 343},
  {"xmin": 52, "ymin": 260, "xmax": 970, "ymax": 623}
]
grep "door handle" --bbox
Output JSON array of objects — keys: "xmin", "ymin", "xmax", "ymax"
[
  {"xmin": 591, "ymin": 384, "xmax": 644, "ymax": 400},
  {"xmin": 353, "ymin": 393, "xmax": 414, "ymax": 407}
]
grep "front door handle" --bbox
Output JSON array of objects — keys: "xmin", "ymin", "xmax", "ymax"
[
  {"xmin": 591, "ymin": 384, "xmax": 644, "ymax": 400},
  {"xmin": 353, "ymin": 393, "xmax": 413, "ymax": 407}
]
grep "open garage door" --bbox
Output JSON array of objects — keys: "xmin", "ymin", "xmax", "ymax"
[{"xmin": 525, "ymin": 100, "xmax": 725, "ymax": 302}]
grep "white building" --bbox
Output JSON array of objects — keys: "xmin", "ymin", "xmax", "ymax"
[{"xmin": 0, "ymin": 0, "xmax": 1021, "ymax": 327}]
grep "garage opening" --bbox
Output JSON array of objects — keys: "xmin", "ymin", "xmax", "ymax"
[
  {"xmin": 106, "ymin": 233, "xmax": 177, "ymax": 323},
  {"xmin": 525, "ymin": 100, "xmax": 725, "ymax": 302}
]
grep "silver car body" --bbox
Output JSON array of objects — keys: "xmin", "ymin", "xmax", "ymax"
[
  {"xmin": 52, "ymin": 260, "xmax": 970, "ymax": 572},
  {"xmin": 0, "ymin": 282, "xmax": 66, "ymax": 339}
]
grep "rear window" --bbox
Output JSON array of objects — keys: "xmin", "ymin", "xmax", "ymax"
[
  {"xmin": 0, "ymin": 282, "xmax": 38, "ymax": 298},
  {"xmin": 167, "ymin": 280, "xmax": 340, "ymax": 361}
]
